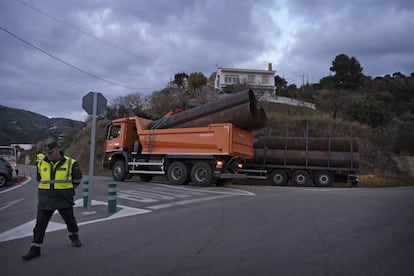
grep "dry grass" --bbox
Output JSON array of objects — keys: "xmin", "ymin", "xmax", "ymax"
[{"xmin": 358, "ymin": 174, "xmax": 414, "ymax": 187}]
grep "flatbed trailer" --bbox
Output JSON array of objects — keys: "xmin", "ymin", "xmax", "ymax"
[{"xmin": 239, "ymin": 136, "xmax": 359, "ymax": 187}]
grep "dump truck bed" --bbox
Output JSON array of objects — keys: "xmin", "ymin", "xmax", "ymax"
[{"xmin": 138, "ymin": 122, "xmax": 253, "ymax": 158}]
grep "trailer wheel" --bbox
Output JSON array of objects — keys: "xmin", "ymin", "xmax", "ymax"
[
  {"xmin": 140, "ymin": 175, "xmax": 153, "ymax": 182},
  {"xmin": 313, "ymin": 171, "xmax": 333, "ymax": 187},
  {"xmin": 269, "ymin": 169, "xmax": 288, "ymax": 186},
  {"xmin": 292, "ymin": 170, "xmax": 310, "ymax": 186},
  {"xmin": 191, "ymin": 161, "xmax": 214, "ymax": 187},
  {"xmin": 167, "ymin": 161, "xmax": 189, "ymax": 185},
  {"xmin": 113, "ymin": 160, "xmax": 127, "ymax": 181}
]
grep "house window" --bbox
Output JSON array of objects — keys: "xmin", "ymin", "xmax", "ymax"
[
  {"xmin": 262, "ymin": 75, "xmax": 270, "ymax": 84},
  {"xmin": 248, "ymin": 75, "xmax": 256, "ymax": 84},
  {"xmin": 224, "ymin": 74, "xmax": 240, "ymax": 84}
]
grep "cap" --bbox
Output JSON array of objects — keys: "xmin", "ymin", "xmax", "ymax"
[{"xmin": 43, "ymin": 138, "xmax": 59, "ymax": 152}]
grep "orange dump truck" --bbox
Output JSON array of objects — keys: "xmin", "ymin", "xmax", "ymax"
[{"xmin": 102, "ymin": 116, "xmax": 253, "ymax": 186}]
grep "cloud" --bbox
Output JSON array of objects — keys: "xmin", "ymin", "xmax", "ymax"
[{"xmin": 0, "ymin": 0, "xmax": 413, "ymax": 121}]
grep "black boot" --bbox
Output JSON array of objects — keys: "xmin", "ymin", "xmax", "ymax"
[
  {"xmin": 22, "ymin": 245, "xmax": 41, "ymax": 261},
  {"xmin": 69, "ymin": 233, "xmax": 82, "ymax": 247}
]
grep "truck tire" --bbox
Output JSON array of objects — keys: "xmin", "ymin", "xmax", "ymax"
[
  {"xmin": 268, "ymin": 169, "xmax": 288, "ymax": 186},
  {"xmin": 0, "ymin": 174, "xmax": 8, "ymax": 187},
  {"xmin": 313, "ymin": 171, "xmax": 333, "ymax": 187},
  {"xmin": 167, "ymin": 161, "xmax": 189, "ymax": 185},
  {"xmin": 113, "ymin": 160, "xmax": 127, "ymax": 181},
  {"xmin": 191, "ymin": 161, "xmax": 214, "ymax": 187},
  {"xmin": 140, "ymin": 175, "xmax": 153, "ymax": 182},
  {"xmin": 292, "ymin": 170, "xmax": 310, "ymax": 186}
]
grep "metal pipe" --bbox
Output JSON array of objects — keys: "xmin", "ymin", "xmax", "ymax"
[{"xmin": 148, "ymin": 90, "xmax": 266, "ymax": 131}]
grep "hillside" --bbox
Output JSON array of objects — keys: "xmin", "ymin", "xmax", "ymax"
[
  {"xmin": 0, "ymin": 105, "xmax": 86, "ymax": 145},
  {"xmin": 258, "ymin": 102, "xmax": 404, "ymax": 178},
  {"xmin": 59, "ymin": 100, "xmax": 406, "ymax": 180}
]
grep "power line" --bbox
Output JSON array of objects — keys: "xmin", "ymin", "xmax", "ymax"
[
  {"xmin": 0, "ymin": 25, "xmax": 145, "ymax": 90},
  {"xmin": 16, "ymin": 0, "xmax": 186, "ymax": 74},
  {"xmin": 16, "ymin": 0, "xmax": 149, "ymax": 63}
]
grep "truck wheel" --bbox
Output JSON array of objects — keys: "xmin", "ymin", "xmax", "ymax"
[
  {"xmin": 113, "ymin": 160, "xmax": 127, "ymax": 181},
  {"xmin": 167, "ymin": 161, "xmax": 189, "ymax": 185},
  {"xmin": 0, "ymin": 174, "xmax": 8, "ymax": 187},
  {"xmin": 140, "ymin": 175, "xmax": 153, "ymax": 182},
  {"xmin": 313, "ymin": 171, "xmax": 333, "ymax": 187},
  {"xmin": 292, "ymin": 170, "xmax": 310, "ymax": 186},
  {"xmin": 191, "ymin": 161, "xmax": 213, "ymax": 187},
  {"xmin": 269, "ymin": 169, "xmax": 288, "ymax": 186}
]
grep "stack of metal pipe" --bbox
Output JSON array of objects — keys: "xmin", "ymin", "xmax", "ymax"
[{"xmin": 251, "ymin": 137, "xmax": 360, "ymax": 168}]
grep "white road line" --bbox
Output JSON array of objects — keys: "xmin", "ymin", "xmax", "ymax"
[
  {"xmin": 155, "ymin": 183, "xmax": 256, "ymax": 196},
  {"xmin": 0, "ymin": 177, "xmax": 32, "ymax": 194},
  {"xmin": 0, "ymin": 184, "xmax": 255, "ymax": 243},
  {"xmin": 0, "ymin": 199, "xmax": 151, "ymax": 243},
  {"xmin": 0, "ymin": 198, "xmax": 24, "ymax": 212},
  {"xmin": 147, "ymin": 194, "xmax": 234, "ymax": 210}
]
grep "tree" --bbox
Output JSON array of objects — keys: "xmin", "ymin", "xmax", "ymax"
[
  {"xmin": 319, "ymin": 76, "xmax": 336, "ymax": 89},
  {"xmin": 330, "ymin": 54, "xmax": 364, "ymax": 89},
  {"xmin": 173, "ymin": 72, "xmax": 189, "ymax": 88},
  {"xmin": 188, "ymin": 72, "xmax": 207, "ymax": 92},
  {"xmin": 106, "ymin": 93, "xmax": 144, "ymax": 120},
  {"xmin": 315, "ymin": 89, "xmax": 350, "ymax": 119},
  {"xmin": 274, "ymin": 75, "xmax": 287, "ymax": 89},
  {"xmin": 347, "ymin": 96, "xmax": 389, "ymax": 127},
  {"xmin": 148, "ymin": 87, "xmax": 187, "ymax": 118}
]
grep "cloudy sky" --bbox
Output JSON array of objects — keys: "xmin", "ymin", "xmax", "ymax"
[{"xmin": 1, "ymin": 0, "xmax": 413, "ymax": 121}]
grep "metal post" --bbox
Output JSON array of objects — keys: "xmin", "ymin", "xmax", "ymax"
[
  {"xmin": 305, "ymin": 121, "xmax": 309, "ymax": 167},
  {"xmin": 87, "ymin": 92, "xmax": 98, "ymax": 207},
  {"xmin": 108, "ymin": 182, "xmax": 117, "ymax": 213},
  {"xmin": 83, "ymin": 180, "xmax": 89, "ymax": 208}
]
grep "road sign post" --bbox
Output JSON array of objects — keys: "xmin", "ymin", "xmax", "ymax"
[{"xmin": 82, "ymin": 92, "xmax": 107, "ymax": 207}]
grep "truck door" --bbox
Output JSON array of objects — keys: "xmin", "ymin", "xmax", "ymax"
[{"xmin": 106, "ymin": 124, "xmax": 122, "ymax": 151}]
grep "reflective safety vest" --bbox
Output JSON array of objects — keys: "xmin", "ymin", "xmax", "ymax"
[
  {"xmin": 36, "ymin": 153, "xmax": 45, "ymax": 164},
  {"xmin": 38, "ymin": 157, "xmax": 75, "ymax": 190}
]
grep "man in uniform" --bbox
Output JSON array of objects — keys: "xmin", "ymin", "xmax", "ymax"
[{"xmin": 22, "ymin": 138, "xmax": 83, "ymax": 261}]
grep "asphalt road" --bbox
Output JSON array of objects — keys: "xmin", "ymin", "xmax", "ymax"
[{"xmin": 1, "ymin": 165, "xmax": 414, "ymax": 276}]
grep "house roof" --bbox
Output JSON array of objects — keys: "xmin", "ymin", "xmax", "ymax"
[{"xmin": 217, "ymin": 67, "xmax": 275, "ymax": 75}]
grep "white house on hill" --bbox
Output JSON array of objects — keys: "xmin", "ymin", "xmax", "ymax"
[{"xmin": 214, "ymin": 63, "xmax": 276, "ymax": 94}]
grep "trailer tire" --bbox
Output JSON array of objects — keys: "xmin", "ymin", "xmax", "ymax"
[
  {"xmin": 191, "ymin": 161, "xmax": 214, "ymax": 187},
  {"xmin": 269, "ymin": 169, "xmax": 288, "ymax": 186},
  {"xmin": 313, "ymin": 171, "xmax": 333, "ymax": 187},
  {"xmin": 292, "ymin": 170, "xmax": 310, "ymax": 186},
  {"xmin": 167, "ymin": 161, "xmax": 189, "ymax": 185},
  {"xmin": 113, "ymin": 160, "xmax": 127, "ymax": 181}
]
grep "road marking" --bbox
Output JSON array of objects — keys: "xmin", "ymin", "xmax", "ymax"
[
  {"xmin": 0, "ymin": 184, "xmax": 255, "ymax": 243},
  {"xmin": 151, "ymin": 183, "xmax": 256, "ymax": 196},
  {"xmin": 148, "ymin": 194, "xmax": 234, "ymax": 210},
  {"xmin": 0, "ymin": 198, "xmax": 24, "ymax": 212},
  {"xmin": 118, "ymin": 184, "xmax": 255, "ymax": 204},
  {"xmin": 0, "ymin": 199, "xmax": 150, "ymax": 243},
  {"xmin": 0, "ymin": 177, "xmax": 32, "ymax": 194}
]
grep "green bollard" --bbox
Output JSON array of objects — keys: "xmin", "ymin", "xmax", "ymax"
[
  {"xmin": 83, "ymin": 180, "xmax": 89, "ymax": 208},
  {"xmin": 108, "ymin": 182, "xmax": 117, "ymax": 213}
]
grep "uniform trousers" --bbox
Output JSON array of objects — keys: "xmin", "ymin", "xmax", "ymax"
[{"xmin": 33, "ymin": 207, "xmax": 79, "ymax": 244}]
